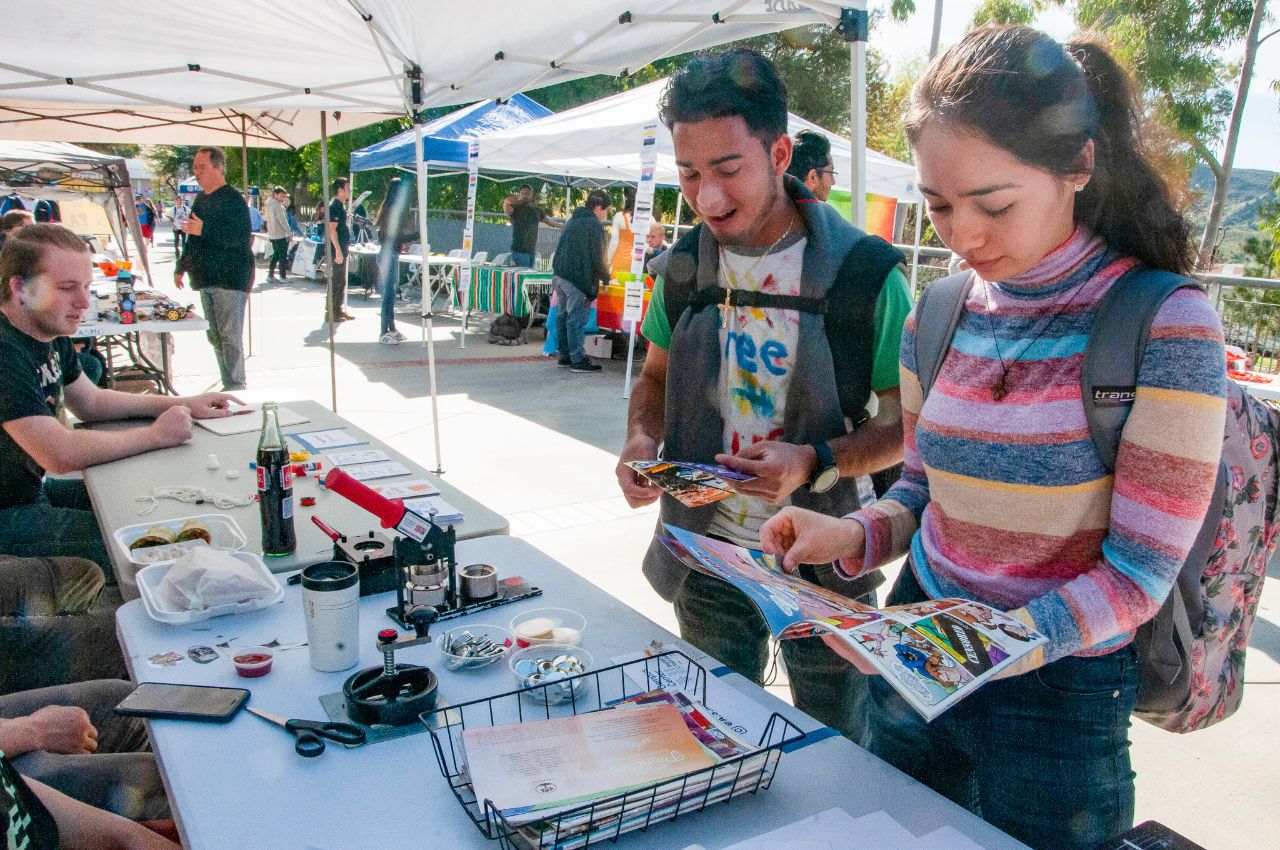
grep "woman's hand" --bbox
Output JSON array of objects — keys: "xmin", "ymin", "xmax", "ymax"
[{"xmin": 760, "ymin": 507, "xmax": 866, "ymax": 574}]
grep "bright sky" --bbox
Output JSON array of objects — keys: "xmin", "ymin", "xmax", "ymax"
[{"xmin": 867, "ymin": 0, "xmax": 1280, "ymax": 172}]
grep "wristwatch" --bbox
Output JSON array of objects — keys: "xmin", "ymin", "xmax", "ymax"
[{"xmin": 808, "ymin": 442, "xmax": 839, "ymax": 494}]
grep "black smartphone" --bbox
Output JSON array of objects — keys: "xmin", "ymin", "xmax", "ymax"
[{"xmin": 115, "ymin": 683, "xmax": 249, "ymax": 723}]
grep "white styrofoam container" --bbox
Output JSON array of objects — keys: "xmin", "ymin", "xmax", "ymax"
[
  {"xmin": 583, "ymin": 334, "xmax": 612, "ymax": 359},
  {"xmin": 135, "ymin": 552, "xmax": 284, "ymax": 625},
  {"xmin": 112, "ymin": 513, "xmax": 246, "ymax": 569}
]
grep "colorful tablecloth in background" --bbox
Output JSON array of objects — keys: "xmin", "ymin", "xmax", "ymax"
[{"xmin": 453, "ymin": 266, "xmax": 553, "ymax": 317}]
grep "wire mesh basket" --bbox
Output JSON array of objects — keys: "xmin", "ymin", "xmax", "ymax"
[{"xmin": 422, "ymin": 650, "xmax": 805, "ymax": 849}]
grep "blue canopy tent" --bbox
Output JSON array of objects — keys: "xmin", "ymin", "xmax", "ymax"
[{"xmin": 350, "ymin": 93, "xmax": 550, "ymax": 172}]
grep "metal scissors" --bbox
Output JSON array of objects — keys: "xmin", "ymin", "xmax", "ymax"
[{"xmin": 246, "ymin": 707, "xmax": 366, "ymax": 757}]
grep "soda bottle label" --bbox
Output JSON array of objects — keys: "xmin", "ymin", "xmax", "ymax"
[
  {"xmin": 257, "ymin": 467, "xmax": 267, "ymax": 491},
  {"xmin": 281, "ymin": 465, "xmax": 294, "ymax": 489},
  {"xmin": 281, "ymin": 495, "xmax": 293, "ymax": 520}
]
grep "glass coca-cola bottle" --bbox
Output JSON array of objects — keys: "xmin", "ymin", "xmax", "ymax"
[{"xmin": 257, "ymin": 402, "xmax": 296, "ymax": 557}]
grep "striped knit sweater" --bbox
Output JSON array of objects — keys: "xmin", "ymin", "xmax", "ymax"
[{"xmin": 842, "ymin": 227, "xmax": 1227, "ymax": 668}]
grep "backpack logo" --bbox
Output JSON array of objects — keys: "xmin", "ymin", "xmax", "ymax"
[{"xmin": 1092, "ymin": 386, "xmax": 1136, "ymax": 406}]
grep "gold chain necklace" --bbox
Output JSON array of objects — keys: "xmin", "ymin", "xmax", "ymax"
[{"xmin": 718, "ymin": 213, "xmax": 799, "ymax": 329}]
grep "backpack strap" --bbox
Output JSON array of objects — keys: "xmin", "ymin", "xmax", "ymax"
[
  {"xmin": 826, "ymin": 235, "xmax": 904, "ymax": 423},
  {"xmin": 912, "ymin": 271, "xmax": 974, "ymax": 401},
  {"xmin": 1081, "ymin": 267, "xmax": 1203, "ymax": 471}
]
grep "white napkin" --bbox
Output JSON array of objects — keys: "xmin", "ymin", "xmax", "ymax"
[{"xmin": 160, "ymin": 548, "xmax": 276, "ymax": 610}]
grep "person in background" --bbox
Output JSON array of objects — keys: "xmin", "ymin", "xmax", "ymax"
[
  {"xmin": 759, "ymin": 27, "xmax": 1225, "ymax": 850},
  {"xmin": 325, "ymin": 177, "xmax": 354, "ymax": 325},
  {"xmin": 616, "ymin": 49, "xmax": 911, "ymax": 749},
  {"xmin": 174, "ymin": 146, "xmax": 254, "ymax": 392},
  {"xmin": 0, "ymin": 210, "xmax": 34, "ymax": 252},
  {"xmin": 134, "ymin": 197, "xmax": 154, "ymax": 248},
  {"xmin": 786, "ymin": 130, "xmax": 836, "ymax": 202},
  {"xmin": 642, "ymin": 220, "xmax": 668, "ymax": 274},
  {"xmin": 263, "ymin": 186, "xmax": 290, "ymax": 280},
  {"xmin": 509, "ymin": 184, "xmax": 562, "ymax": 268},
  {"xmin": 375, "ymin": 176, "xmax": 413, "ymax": 345},
  {"xmin": 246, "ymin": 197, "xmax": 264, "ymax": 233},
  {"xmin": 169, "ymin": 196, "xmax": 190, "ymax": 253},
  {"xmin": 606, "ymin": 186, "xmax": 637, "ymax": 279},
  {"xmin": 551, "ymin": 189, "xmax": 611, "ymax": 373}
]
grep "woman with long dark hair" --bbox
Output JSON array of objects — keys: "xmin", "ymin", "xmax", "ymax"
[{"xmin": 761, "ymin": 27, "xmax": 1225, "ymax": 849}]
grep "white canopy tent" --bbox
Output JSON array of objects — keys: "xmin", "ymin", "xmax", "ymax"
[
  {"xmin": 0, "ymin": 140, "xmax": 149, "ymax": 276},
  {"xmin": 478, "ymin": 77, "xmax": 918, "ymax": 199},
  {"xmin": 0, "ymin": 0, "xmax": 869, "ymax": 474}
]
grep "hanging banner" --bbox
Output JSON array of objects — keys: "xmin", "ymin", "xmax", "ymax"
[
  {"xmin": 458, "ymin": 138, "xmax": 480, "ymax": 308},
  {"xmin": 623, "ymin": 118, "xmax": 659, "ymax": 324}
]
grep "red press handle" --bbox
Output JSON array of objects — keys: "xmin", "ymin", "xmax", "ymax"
[{"xmin": 323, "ymin": 468, "xmax": 405, "ymax": 530}]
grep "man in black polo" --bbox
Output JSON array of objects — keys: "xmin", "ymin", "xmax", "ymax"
[
  {"xmin": 508, "ymin": 184, "xmax": 561, "ymax": 268},
  {"xmin": 174, "ymin": 146, "xmax": 254, "ymax": 391}
]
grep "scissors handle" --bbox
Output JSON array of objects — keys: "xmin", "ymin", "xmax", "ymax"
[
  {"xmin": 292, "ymin": 730, "xmax": 326, "ymax": 758},
  {"xmin": 286, "ymin": 718, "xmax": 366, "ymax": 747}
]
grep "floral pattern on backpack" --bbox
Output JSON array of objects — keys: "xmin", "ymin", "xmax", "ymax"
[{"xmin": 1141, "ymin": 386, "xmax": 1279, "ymax": 732}]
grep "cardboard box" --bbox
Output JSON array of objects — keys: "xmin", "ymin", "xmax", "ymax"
[{"xmin": 583, "ymin": 335, "xmax": 613, "ymax": 359}]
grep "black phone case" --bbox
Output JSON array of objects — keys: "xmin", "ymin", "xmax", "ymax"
[{"xmin": 114, "ymin": 683, "xmax": 250, "ymax": 723}]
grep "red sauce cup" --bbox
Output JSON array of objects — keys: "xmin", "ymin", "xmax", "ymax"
[{"xmin": 232, "ymin": 646, "xmax": 274, "ymax": 678}]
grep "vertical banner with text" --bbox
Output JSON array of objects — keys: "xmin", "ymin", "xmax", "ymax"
[
  {"xmin": 624, "ymin": 119, "xmax": 660, "ymax": 323},
  {"xmin": 459, "ymin": 138, "xmax": 480, "ymax": 312}
]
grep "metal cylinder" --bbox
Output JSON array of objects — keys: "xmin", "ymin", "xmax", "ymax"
[
  {"xmin": 405, "ymin": 561, "xmax": 449, "ymax": 608},
  {"xmin": 460, "ymin": 563, "xmax": 498, "ymax": 602}
]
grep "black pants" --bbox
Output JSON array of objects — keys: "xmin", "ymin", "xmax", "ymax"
[{"xmin": 269, "ymin": 237, "xmax": 290, "ymax": 277}]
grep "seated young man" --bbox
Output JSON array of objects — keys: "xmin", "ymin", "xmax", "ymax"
[{"xmin": 0, "ymin": 224, "xmax": 240, "ymax": 585}]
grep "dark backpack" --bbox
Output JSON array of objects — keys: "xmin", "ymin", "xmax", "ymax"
[
  {"xmin": 662, "ymin": 223, "xmax": 906, "ymax": 495},
  {"xmin": 914, "ymin": 268, "xmax": 1278, "ymax": 733},
  {"xmin": 487, "ymin": 313, "xmax": 523, "ymax": 346}
]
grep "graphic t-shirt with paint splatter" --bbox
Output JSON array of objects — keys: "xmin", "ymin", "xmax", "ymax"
[{"xmin": 704, "ymin": 231, "xmax": 808, "ymax": 546}]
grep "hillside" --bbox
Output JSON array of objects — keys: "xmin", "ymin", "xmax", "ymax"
[{"xmin": 1188, "ymin": 165, "xmax": 1276, "ymax": 264}]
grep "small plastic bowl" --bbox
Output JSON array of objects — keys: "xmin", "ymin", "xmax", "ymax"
[
  {"xmin": 231, "ymin": 646, "xmax": 274, "ymax": 678},
  {"xmin": 508, "ymin": 643, "xmax": 593, "ymax": 705},
  {"xmin": 436, "ymin": 624, "xmax": 513, "ymax": 671},
  {"xmin": 509, "ymin": 607, "xmax": 587, "ymax": 648}
]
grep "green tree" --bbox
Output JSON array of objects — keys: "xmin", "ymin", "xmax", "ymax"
[{"xmin": 1075, "ymin": 0, "xmax": 1271, "ymax": 268}]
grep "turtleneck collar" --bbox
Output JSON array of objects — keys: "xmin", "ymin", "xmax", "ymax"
[{"xmin": 988, "ymin": 225, "xmax": 1110, "ymax": 299}]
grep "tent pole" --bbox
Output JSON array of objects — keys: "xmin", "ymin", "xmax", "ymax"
[
  {"xmin": 564, "ymin": 181, "xmax": 571, "ymax": 217},
  {"xmin": 673, "ymin": 192, "xmax": 684, "ymax": 242},
  {"xmin": 321, "ymin": 111, "xmax": 338, "ymax": 413},
  {"xmin": 910, "ymin": 199, "xmax": 923, "ymax": 295},
  {"xmin": 241, "ymin": 116, "xmax": 254, "ymax": 359},
  {"xmin": 420, "ymin": 165, "xmax": 431, "ymax": 347},
  {"xmin": 849, "ymin": 35, "xmax": 867, "ymax": 230},
  {"xmin": 414, "ymin": 121, "xmax": 444, "ymax": 474}
]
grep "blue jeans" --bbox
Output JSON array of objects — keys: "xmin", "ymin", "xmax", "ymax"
[
  {"xmin": 378, "ymin": 242, "xmax": 399, "ymax": 335},
  {"xmin": 867, "ymin": 566, "xmax": 1139, "ymax": 850},
  {"xmin": 199, "ymin": 287, "xmax": 248, "ymax": 389},
  {"xmin": 511, "ymin": 251, "xmax": 533, "ymax": 268},
  {"xmin": 552, "ymin": 276, "xmax": 594, "ymax": 364},
  {"xmin": 673, "ymin": 566, "xmax": 874, "ymax": 746},
  {"xmin": 0, "ymin": 479, "xmax": 110, "ymax": 573}
]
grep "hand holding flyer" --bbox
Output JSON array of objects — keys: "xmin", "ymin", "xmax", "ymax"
[
  {"xmin": 624, "ymin": 460, "xmax": 757, "ymax": 507},
  {"xmin": 659, "ymin": 525, "xmax": 1046, "ymax": 721}
]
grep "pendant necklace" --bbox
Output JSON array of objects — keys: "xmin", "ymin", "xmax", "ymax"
[
  {"xmin": 718, "ymin": 213, "xmax": 798, "ymax": 329},
  {"xmin": 982, "ymin": 276, "xmax": 1089, "ymax": 402}
]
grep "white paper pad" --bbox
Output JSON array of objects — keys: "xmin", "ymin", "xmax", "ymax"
[
  {"xmin": 902, "ymin": 826, "xmax": 990, "ymax": 849},
  {"xmin": 325, "ymin": 449, "xmax": 390, "ymax": 467},
  {"xmin": 722, "ymin": 808, "xmax": 916, "ymax": 850},
  {"xmin": 342, "ymin": 461, "xmax": 411, "ymax": 481},
  {"xmin": 401, "ymin": 495, "xmax": 463, "ymax": 524},
  {"xmin": 194, "ymin": 404, "xmax": 308, "ymax": 436},
  {"xmin": 370, "ymin": 479, "xmax": 440, "ymax": 499},
  {"xmin": 291, "ymin": 428, "xmax": 365, "ymax": 451}
]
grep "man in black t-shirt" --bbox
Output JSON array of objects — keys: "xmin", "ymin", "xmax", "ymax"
[
  {"xmin": 0, "ymin": 224, "xmax": 240, "ymax": 585},
  {"xmin": 326, "ymin": 177, "xmax": 354, "ymax": 324},
  {"xmin": 174, "ymin": 146, "xmax": 254, "ymax": 391},
  {"xmin": 508, "ymin": 184, "xmax": 562, "ymax": 268}
]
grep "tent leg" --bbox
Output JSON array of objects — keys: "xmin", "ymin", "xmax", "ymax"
[
  {"xmin": 673, "ymin": 192, "xmax": 684, "ymax": 242},
  {"xmin": 910, "ymin": 200, "xmax": 923, "ymax": 295},
  {"xmin": 421, "ymin": 167, "xmax": 431, "ymax": 348},
  {"xmin": 321, "ymin": 112, "xmax": 338, "ymax": 413},
  {"xmin": 850, "ymin": 38, "xmax": 867, "ymax": 230},
  {"xmin": 241, "ymin": 117, "xmax": 254, "ymax": 359},
  {"xmin": 414, "ymin": 122, "xmax": 444, "ymax": 474}
]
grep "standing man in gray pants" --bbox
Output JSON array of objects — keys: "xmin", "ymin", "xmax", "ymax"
[{"xmin": 175, "ymin": 146, "xmax": 253, "ymax": 391}]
